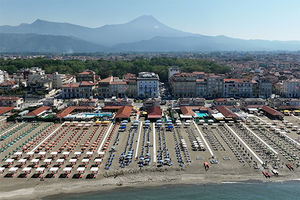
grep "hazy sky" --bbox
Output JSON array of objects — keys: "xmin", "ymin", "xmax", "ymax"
[{"xmin": 1, "ymin": 0, "xmax": 300, "ymax": 41}]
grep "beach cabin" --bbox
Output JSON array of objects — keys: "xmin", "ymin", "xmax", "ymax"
[
  {"xmin": 44, "ymin": 159, "xmax": 52, "ymax": 165},
  {"xmin": 49, "ymin": 167, "xmax": 59, "ymax": 174},
  {"xmin": 63, "ymin": 167, "xmax": 72, "ymax": 174},
  {"xmin": 22, "ymin": 167, "xmax": 32, "ymax": 174},
  {"xmin": 62, "ymin": 152, "xmax": 70, "ymax": 158},
  {"xmin": 0, "ymin": 167, "xmax": 5, "ymax": 174},
  {"xmin": 90, "ymin": 167, "xmax": 99, "ymax": 175},
  {"xmin": 82, "ymin": 158, "xmax": 89, "ymax": 165},
  {"xmin": 36, "ymin": 167, "xmax": 45, "ymax": 174},
  {"xmin": 56, "ymin": 159, "xmax": 65, "ymax": 165},
  {"xmin": 8, "ymin": 167, "xmax": 18, "ymax": 174},
  {"xmin": 14, "ymin": 152, "xmax": 22, "ymax": 157},
  {"xmin": 86, "ymin": 151, "xmax": 93, "ymax": 158},
  {"xmin": 5, "ymin": 158, "xmax": 15, "ymax": 165},
  {"xmin": 50, "ymin": 152, "xmax": 58, "ymax": 158},
  {"xmin": 77, "ymin": 167, "xmax": 85, "ymax": 174},
  {"xmin": 74, "ymin": 152, "xmax": 82, "ymax": 158},
  {"xmin": 94, "ymin": 158, "xmax": 102, "ymax": 165}
]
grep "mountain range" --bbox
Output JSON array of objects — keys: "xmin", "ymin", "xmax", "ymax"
[{"xmin": 0, "ymin": 15, "xmax": 300, "ymax": 53}]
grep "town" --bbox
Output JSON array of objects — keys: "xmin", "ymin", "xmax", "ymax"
[{"xmin": 0, "ymin": 54, "xmax": 300, "ymax": 185}]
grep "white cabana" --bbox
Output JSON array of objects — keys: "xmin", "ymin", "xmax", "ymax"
[
  {"xmin": 74, "ymin": 152, "xmax": 82, "ymax": 156},
  {"xmin": 69, "ymin": 159, "xmax": 77, "ymax": 164},
  {"xmin": 31, "ymin": 159, "xmax": 39, "ymax": 164},
  {"xmin": 94, "ymin": 158, "xmax": 102, "ymax": 164},
  {"xmin": 90, "ymin": 167, "xmax": 99, "ymax": 174},
  {"xmin": 98, "ymin": 152, "xmax": 105, "ymax": 156},
  {"xmin": 212, "ymin": 113, "xmax": 225, "ymax": 120},
  {"xmin": 9, "ymin": 167, "xmax": 18, "ymax": 173},
  {"xmin": 62, "ymin": 152, "xmax": 70, "ymax": 156},
  {"xmin": 5, "ymin": 158, "xmax": 14, "ymax": 164},
  {"xmin": 18, "ymin": 159, "xmax": 27, "ymax": 164},
  {"xmin": 50, "ymin": 152, "xmax": 58, "ymax": 156},
  {"xmin": 38, "ymin": 152, "xmax": 46, "ymax": 156},
  {"xmin": 36, "ymin": 167, "xmax": 45, "ymax": 173},
  {"xmin": 63, "ymin": 167, "xmax": 72, "ymax": 173},
  {"xmin": 56, "ymin": 159, "xmax": 65, "ymax": 164},
  {"xmin": 44, "ymin": 159, "xmax": 52, "ymax": 164},
  {"xmin": 0, "ymin": 167, "xmax": 5, "ymax": 173},
  {"xmin": 26, "ymin": 152, "xmax": 34, "ymax": 156},
  {"xmin": 14, "ymin": 152, "xmax": 22, "ymax": 156},
  {"xmin": 82, "ymin": 159, "xmax": 89, "ymax": 164},
  {"xmin": 49, "ymin": 167, "xmax": 59, "ymax": 173},
  {"xmin": 22, "ymin": 167, "xmax": 32, "ymax": 173},
  {"xmin": 86, "ymin": 152, "xmax": 93, "ymax": 157},
  {"xmin": 77, "ymin": 167, "xmax": 85, "ymax": 174}
]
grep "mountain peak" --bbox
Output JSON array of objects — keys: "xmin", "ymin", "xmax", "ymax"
[
  {"xmin": 128, "ymin": 15, "xmax": 162, "ymax": 25},
  {"xmin": 32, "ymin": 19, "xmax": 48, "ymax": 24}
]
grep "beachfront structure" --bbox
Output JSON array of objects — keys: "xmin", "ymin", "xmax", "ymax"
[
  {"xmin": 61, "ymin": 81, "xmax": 95, "ymax": 99},
  {"xmin": 223, "ymin": 79, "xmax": 253, "ymax": 98},
  {"xmin": 282, "ymin": 79, "xmax": 300, "ymax": 98},
  {"xmin": 137, "ymin": 72, "xmax": 159, "ymax": 98}
]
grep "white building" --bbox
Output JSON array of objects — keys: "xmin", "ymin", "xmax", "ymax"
[
  {"xmin": 282, "ymin": 79, "xmax": 300, "ymax": 98},
  {"xmin": 0, "ymin": 70, "xmax": 9, "ymax": 83},
  {"xmin": 137, "ymin": 72, "xmax": 159, "ymax": 98},
  {"xmin": 168, "ymin": 66, "xmax": 180, "ymax": 82}
]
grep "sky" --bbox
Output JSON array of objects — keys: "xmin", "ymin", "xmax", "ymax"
[{"xmin": 1, "ymin": 0, "xmax": 300, "ymax": 41}]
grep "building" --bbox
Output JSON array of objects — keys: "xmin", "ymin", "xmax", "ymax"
[
  {"xmin": 168, "ymin": 66, "xmax": 180, "ymax": 81},
  {"xmin": 61, "ymin": 81, "xmax": 95, "ymax": 99},
  {"xmin": 137, "ymin": 72, "xmax": 159, "ymax": 98},
  {"xmin": 282, "ymin": 79, "xmax": 300, "ymax": 98},
  {"xmin": 0, "ymin": 96, "xmax": 23, "ymax": 108},
  {"xmin": 51, "ymin": 72, "xmax": 71, "ymax": 89},
  {"xmin": 170, "ymin": 73, "xmax": 197, "ymax": 98},
  {"xmin": 223, "ymin": 79, "xmax": 253, "ymax": 98},
  {"xmin": 76, "ymin": 70, "xmax": 96, "ymax": 83},
  {"xmin": 122, "ymin": 73, "xmax": 137, "ymax": 97},
  {"xmin": 27, "ymin": 73, "xmax": 53, "ymax": 94},
  {"xmin": 205, "ymin": 74, "xmax": 224, "ymax": 99},
  {"xmin": 0, "ymin": 80, "xmax": 18, "ymax": 92},
  {"xmin": 0, "ymin": 70, "xmax": 9, "ymax": 83},
  {"xmin": 98, "ymin": 76, "xmax": 128, "ymax": 98}
]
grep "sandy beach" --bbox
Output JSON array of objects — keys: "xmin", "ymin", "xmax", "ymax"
[{"xmin": 0, "ymin": 165, "xmax": 299, "ymax": 200}]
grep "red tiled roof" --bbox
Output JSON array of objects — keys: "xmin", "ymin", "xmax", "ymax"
[
  {"xmin": 56, "ymin": 106, "xmax": 94, "ymax": 118},
  {"xmin": 99, "ymin": 77, "xmax": 113, "ymax": 83},
  {"xmin": 115, "ymin": 106, "xmax": 133, "ymax": 119},
  {"xmin": 180, "ymin": 106, "xmax": 195, "ymax": 116},
  {"xmin": 0, "ymin": 80, "xmax": 15, "ymax": 86},
  {"xmin": 110, "ymin": 81, "xmax": 127, "ymax": 85},
  {"xmin": 0, "ymin": 96, "xmax": 20, "ymax": 100},
  {"xmin": 147, "ymin": 106, "xmax": 162, "ymax": 118},
  {"xmin": 261, "ymin": 105, "xmax": 283, "ymax": 117},
  {"xmin": 214, "ymin": 98, "xmax": 227, "ymax": 102},
  {"xmin": 0, "ymin": 107, "xmax": 13, "ymax": 115},
  {"xmin": 80, "ymin": 81, "xmax": 94, "ymax": 86},
  {"xmin": 215, "ymin": 106, "xmax": 238, "ymax": 119},
  {"xmin": 26, "ymin": 106, "xmax": 51, "ymax": 116},
  {"xmin": 62, "ymin": 83, "xmax": 80, "ymax": 88},
  {"xmin": 102, "ymin": 106, "xmax": 123, "ymax": 110}
]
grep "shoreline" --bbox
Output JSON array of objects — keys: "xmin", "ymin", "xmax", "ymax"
[{"xmin": 1, "ymin": 171, "xmax": 300, "ymax": 200}]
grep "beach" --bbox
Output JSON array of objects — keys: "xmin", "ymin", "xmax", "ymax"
[{"xmin": 0, "ymin": 166, "xmax": 299, "ymax": 200}]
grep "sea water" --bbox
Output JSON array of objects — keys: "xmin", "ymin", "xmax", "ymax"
[{"xmin": 43, "ymin": 181, "xmax": 300, "ymax": 200}]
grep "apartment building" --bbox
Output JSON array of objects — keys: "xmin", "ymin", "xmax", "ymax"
[
  {"xmin": 61, "ymin": 81, "xmax": 95, "ymax": 99},
  {"xmin": 223, "ymin": 79, "xmax": 253, "ymax": 98},
  {"xmin": 76, "ymin": 70, "xmax": 96, "ymax": 83},
  {"xmin": 282, "ymin": 79, "xmax": 300, "ymax": 98},
  {"xmin": 137, "ymin": 72, "xmax": 159, "ymax": 98}
]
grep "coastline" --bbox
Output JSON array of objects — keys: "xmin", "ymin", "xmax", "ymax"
[{"xmin": 1, "ymin": 170, "xmax": 300, "ymax": 200}]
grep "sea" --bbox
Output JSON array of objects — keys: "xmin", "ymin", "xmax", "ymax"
[{"xmin": 43, "ymin": 181, "xmax": 300, "ymax": 200}]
